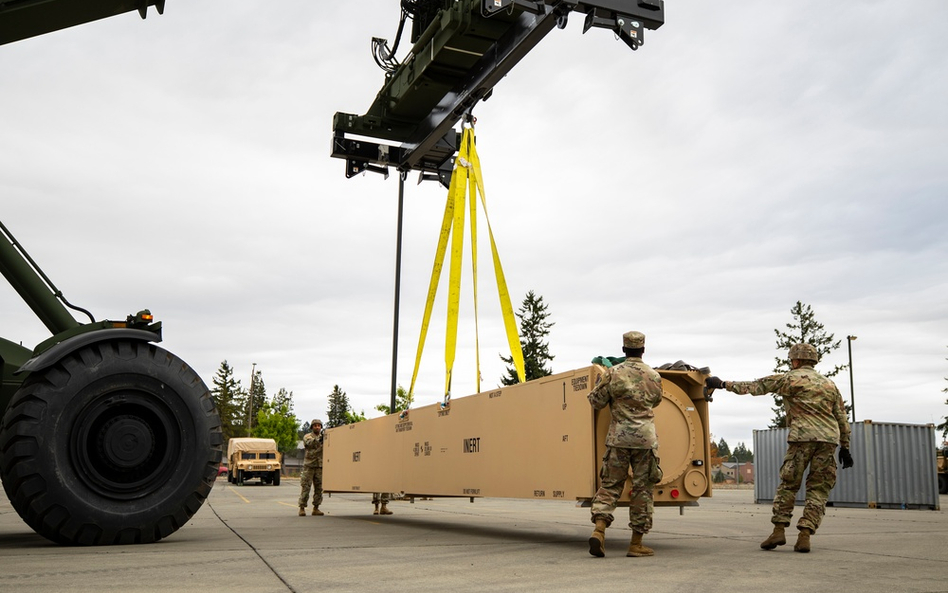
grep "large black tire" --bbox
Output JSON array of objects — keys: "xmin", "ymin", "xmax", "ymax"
[
  {"xmin": 236, "ymin": 469, "xmax": 243, "ymax": 485},
  {"xmin": 273, "ymin": 471, "xmax": 280, "ymax": 486},
  {"xmin": 939, "ymin": 473, "xmax": 948, "ymax": 495},
  {"xmin": 0, "ymin": 340, "xmax": 222, "ymax": 545}
]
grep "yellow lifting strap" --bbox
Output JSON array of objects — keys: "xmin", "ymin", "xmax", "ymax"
[{"xmin": 408, "ymin": 124, "xmax": 525, "ymax": 400}]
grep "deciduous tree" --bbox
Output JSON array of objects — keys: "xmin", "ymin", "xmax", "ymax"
[
  {"xmin": 255, "ymin": 388, "xmax": 299, "ymax": 454},
  {"xmin": 345, "ymin": 409, "xmax": 368, "ymax": 424},
  {"xmin": 376, "ymin": 385, "xmax": 413, "ymax": 415}
]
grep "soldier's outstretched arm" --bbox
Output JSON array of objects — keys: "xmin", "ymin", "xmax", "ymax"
[{"xmin": 724, "ymin": 375, "xmax": 785, "ymax": 397}]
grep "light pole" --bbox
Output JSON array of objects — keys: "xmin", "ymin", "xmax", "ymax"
[
  {"xmin": 248, "ymin": 362, "xmax": 256, "ymax": 436},
  {"xmin": 846, "ymin": 336, "xmax": 857, "ymax": 423},
  {"xmin": 731, "ymin": 455, "xmax": 741, "ymax": 485}
]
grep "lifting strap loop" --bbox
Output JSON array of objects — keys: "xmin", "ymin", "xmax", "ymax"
[
  {"xmin": 407, "ymin": 125, "xmax": 524, "ymax": 400},
  {"xmin": 467, "ymin": 130, "xmax": 524, "ymax": 386}
]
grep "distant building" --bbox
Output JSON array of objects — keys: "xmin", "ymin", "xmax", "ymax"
[
  {"xmin": 711, "ymin": 461, "xmax": 754, "ymax": 484},
  {"xmin": 278, "ymin": 440, "xmax": 306, "ymax": 475}
]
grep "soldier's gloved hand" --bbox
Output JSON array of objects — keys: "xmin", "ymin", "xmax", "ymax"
[
  {"xmin": 838, "ymin": 447, "xmax": 854, "ymax": 469},
  {"xmin": 705, "ymin": 376, "xmax": 725, "ymax": 390}
]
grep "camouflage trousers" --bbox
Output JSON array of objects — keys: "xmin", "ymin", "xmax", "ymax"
[
  {"xmin": 772, "ymin": 441, "xmax": 838, "ymax": 533},
  {"xmin": 591, "ymin": 447, "xmax": 662, "ymax": 534},
  {"xmin": 372, "ymin": 493, "xmax": 390, "ymax": 505},
  {"xmin": 298, "ymin": 464, "xmax": 323, "ymax": 508}
]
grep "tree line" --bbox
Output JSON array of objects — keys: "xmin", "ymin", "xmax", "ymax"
[
  {"xmin": 211, "ymin": 361, "xmax": 300, "ymax": 455},
  {"xmin": 709, "ymin": 437, "xmax": 754, "ymax": 484},
  {"xmin": 212, "ymin": 297, "xmax": 948, "ymax": 461}
]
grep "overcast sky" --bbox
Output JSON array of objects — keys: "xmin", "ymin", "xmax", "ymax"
[{"xmin": 2, "ymin": 0, "xmax": 946, "ymax": 451}]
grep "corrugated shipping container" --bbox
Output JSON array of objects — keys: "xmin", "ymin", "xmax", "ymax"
[{"xmin": 754, "ymin": 421, "xmax": 940, "ymax": 510}]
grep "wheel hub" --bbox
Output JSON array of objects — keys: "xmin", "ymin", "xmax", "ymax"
[
  {"xmin": 100, "ymin": 415, "xmax": 155, "ymax": 469},
  {"xmin": 71, "ymin": 391, "xmax": 181, "ymax": 500}
]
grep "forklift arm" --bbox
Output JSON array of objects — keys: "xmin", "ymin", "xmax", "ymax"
[{"xmin": 331, "ymin": 0, "xmax": 664, "ymax": 181}]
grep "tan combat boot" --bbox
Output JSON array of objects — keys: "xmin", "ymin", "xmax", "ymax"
[
  {"xmin": 760, "ymin": 524, "xmax": 787, "ymax": 550},
  {"xmin": 298, "ymin": 507, "xmax": 306, "ymax": 517},
  {"xmin": 588, "ymin": 519, "xmax": 607, "ymax": 557},
  {"xmin": 794, "ymin": 528, "xmax": 811, "ymax": 553},
  {"xmin": 379, "ymin": 503, "xmax": 393, "ymax": 515},
  {"xmin": 626, "ymin": 531, "xmax": 654, "ymax": 557},
  {"xmin": 373, "ymin": 502, "xmax": 380, "ymax": 515},
  {"xmin": 312, "ymin": 506, "xmax": 324, "ymax": 516}
]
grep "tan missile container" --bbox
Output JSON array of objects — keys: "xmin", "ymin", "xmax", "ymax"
[{"xmin": 324, "ymin": 365, "xmax": 712, "ymax": 506}]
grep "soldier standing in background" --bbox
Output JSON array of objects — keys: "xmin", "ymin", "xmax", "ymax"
[
  {"xmin": 706, "ymin": 343, "xmax": 853, "ymax": 552},
  {"xmin": 372, "ymin": 493, "xmax": 393, "ymax": 515},
  {"xmin": 298, "ymin": 419, "xmax": 325, "ymax": 516},
  {"xmin": 587, "ymin": 331, "xmax": 664, "ymax": 558}
]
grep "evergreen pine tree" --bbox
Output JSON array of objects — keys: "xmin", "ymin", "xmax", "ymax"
[
  {"xmin": 276, "ymin": 386, "xmax": 293, "ymax": 409},
  {"xmin": 500, "ymin": 290, "xmax": 554, "ymax": 386},
  {"xmin": 211, "ymin": 360, "xmax": 245, "ymax": 445},
  {"xmin": 326, "ymin": 385, "xmax": 351, "ymax": 428},
  {"xmin": 771, "ymin": 301, "xmax": 848, "ymax": 427},
  {"xmin": 716, "ymin": 438, "xmax": 731, "ymax": 459},
  {"xmin": 732, "ymin": 442, "xmax": 754, "ymax": 462},
  {"xmin": 247, "ymin": 367, "xmax": 267, "ymax": 434},
  {"xmin": 298, "ymin": 419, "xmax": 312, "ymax": 440}
]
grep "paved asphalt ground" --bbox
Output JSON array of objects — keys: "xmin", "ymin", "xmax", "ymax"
[{"xmin": 1, "ymin": 479, "xmax": 945, "ymax": 593}]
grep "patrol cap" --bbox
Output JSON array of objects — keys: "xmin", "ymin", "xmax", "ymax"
[
  {"xmin": 789, "ymin": 343, "xmax": 819, "ymax": 363},
  {"xmin": 310, "ymin": 418, "xmax": 323, "ymax": 426},
  {"xmin": 623, "ymin": 331, "xmax": 646, "ymax": 349}
]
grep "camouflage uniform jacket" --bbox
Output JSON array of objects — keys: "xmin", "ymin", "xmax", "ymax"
[
  {"xmin": 726, "ymin": 365, "xmax": 851, "ymax": 447},
  {"xmin": 302, "ymin": 431, "xmax": 324, "ymax": 469},
  {"xmin": 588, "ymin": 358, "xmax": 663, "ymax": 450}
]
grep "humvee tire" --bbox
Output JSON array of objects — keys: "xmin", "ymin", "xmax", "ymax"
[{"xmin": 0, "ymin": 340, "xmax": 221, "ymax": 545}]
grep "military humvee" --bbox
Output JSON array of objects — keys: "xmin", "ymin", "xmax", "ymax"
[{"xmin": 227, "ymin": 438, "xmax": 282, "ymax": 486}]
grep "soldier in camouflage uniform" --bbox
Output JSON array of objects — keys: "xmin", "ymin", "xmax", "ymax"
[
  {"xmin": 372, "ymin": 493, "xmax": 393, "ymax": 515},
  {"xmin": 587, "ymin": 331, "xmax": 664, "ymax": 558},
  {"xmin": 298, "ymin": 419, "xmax": 325, "ymax": 516},
  {"xmin": 706, "ymin": 343, "xmax": 853, "ymax": 553}
]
